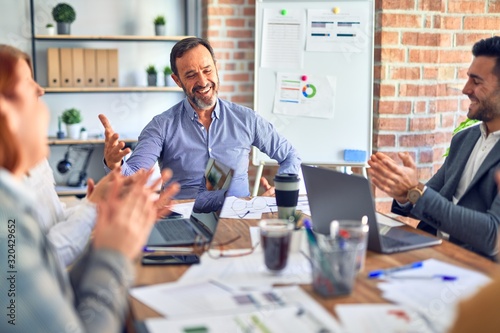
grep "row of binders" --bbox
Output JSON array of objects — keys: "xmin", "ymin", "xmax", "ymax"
[{"xmin": 47, "ymin": 48, "xmax": 119, "ymax": 88}]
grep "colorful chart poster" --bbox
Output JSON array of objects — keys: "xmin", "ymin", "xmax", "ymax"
[{"xmin": 273, "ymin": 72, "xmax": 336, "ymax": 119}]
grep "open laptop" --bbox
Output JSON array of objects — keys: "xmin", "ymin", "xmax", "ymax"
[
  {"xmin": 301, "ymin": 164, "xmax": 442, "ymax": 253},
  {"xmin": 146, "ymin": 158, "xmax": 234, "ymax": 248}
]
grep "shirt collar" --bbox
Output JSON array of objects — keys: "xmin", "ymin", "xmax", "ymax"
[
  {"xmin": 183, "ymin": 98, "xmax": 220, "ymax": 120},
  {"xmin": 479, "ymin": 122, "xmax": 500, "ymax": 138}
]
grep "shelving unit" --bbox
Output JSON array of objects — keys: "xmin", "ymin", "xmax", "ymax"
[
  {"xmin": 44, "ymin": 86, "xmax": 182, "ymax": 93},
  {"xmin": 29, "ymin": 0, "xmax": 198, "ymax": 146},
  {"xmin": 48, "ymin": 137, "xmax": 137, "ymax": 145}
]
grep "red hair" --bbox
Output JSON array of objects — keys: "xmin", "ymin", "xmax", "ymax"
[{"xmin": 0, "ymin": 44, "xmax": 32, "ymax": 171}]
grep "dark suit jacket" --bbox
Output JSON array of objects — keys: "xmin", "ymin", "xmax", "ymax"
[{"xmin": 392, "ymin": 124, "xmax": 500, "ymax": 259}]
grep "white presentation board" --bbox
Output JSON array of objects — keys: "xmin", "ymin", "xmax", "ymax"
[{"xmin": 253, "ymin": 0, "xmax": 374, "ymax": 166}]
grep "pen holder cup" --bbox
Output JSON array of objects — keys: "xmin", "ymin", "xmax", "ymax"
[{"xmin": 308, "ymin": 232, "xmax": 359, "ymax": 298}]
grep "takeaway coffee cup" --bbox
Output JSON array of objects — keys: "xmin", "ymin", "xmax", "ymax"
[{"xmin": 274, "ymin": 173, "xmax": 300, "ymax": 220}]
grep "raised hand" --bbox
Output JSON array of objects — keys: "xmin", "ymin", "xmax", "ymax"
[
  {"xmin": 98, "ymin": 114, "xmax": 131, "ymax": 170},
  {"xmin": 260, "ymin": 176, "xmax": 275, "ymax": 197},
  {"xmin": 367, "ymin": 152, "xmax": 419, "ymax": 203},
  {"xmin": 155, "ymin": 168, "xmax": 181, "ymax": 218},
  {"xmin": 92, "ymin": 170, "xmax": 158, "ymax": 260}
]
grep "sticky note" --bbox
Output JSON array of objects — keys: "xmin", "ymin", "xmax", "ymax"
[{"xmin": 344, "ymin": 149, "xmax": 367, "ymax": 162}]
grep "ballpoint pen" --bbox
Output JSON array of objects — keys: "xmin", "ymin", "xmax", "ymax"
[
  {"xmin": 368, "ymin": 261, "xmax": 423, "ymax": 278},
  {"xmin": 387, "ymin": 275, "xmax": 457, "ymax": 281}
]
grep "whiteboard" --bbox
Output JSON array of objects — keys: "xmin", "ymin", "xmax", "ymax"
[{"xmin": 253, "ymin": 0, "xmax": 374, "ymax": 166}]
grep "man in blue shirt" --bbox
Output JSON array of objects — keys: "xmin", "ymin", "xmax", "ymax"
[{"xmin": 100, "ymin": 37, "xmax": 300, "ymax": 199}]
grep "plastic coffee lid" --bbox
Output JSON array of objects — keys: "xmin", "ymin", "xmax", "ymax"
[{"xmin": 274, "ymin": 173, "xmax": 300, "ymax": 182}]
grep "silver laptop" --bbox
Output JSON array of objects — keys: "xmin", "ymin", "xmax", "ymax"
[
  {"xmin": 301, "ymin": 164, "xmax": 442, "ymax": 253},
  {"xmin": 146, "ymin": 158, "xmax": 234, "ymax": 247}
]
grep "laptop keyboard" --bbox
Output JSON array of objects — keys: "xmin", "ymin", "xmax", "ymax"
[
  {"xmin": 156, "ymin": 219, "xmax": 197, "ymax": 241},
  {"xmin": 380, "ymin": 235, "xmax": 412, "ymax": 248}
]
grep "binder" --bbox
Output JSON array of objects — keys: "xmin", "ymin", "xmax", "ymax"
[
  {"xmin": 107, "ymin": 49, "xmax": 119, "ymax": 87},
  {"xmin": 95, "ymin": 49, "xmax": 108, "ymax": 87},
  {"xmin": 83, "ymin": 49, "xmax": 96, "ymax": 87},
  {"xmin": 46, "ymin": 48, "xmax": 60, "ymax": 87},
  {"xmin": 72, "ymin": 48, "xmax": 84, "ymax": 87},
  {"xmin": 59, "ymin": 48, "xmax": 73, "ymax": 87}
]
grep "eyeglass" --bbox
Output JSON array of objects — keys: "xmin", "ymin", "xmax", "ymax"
[
  {"xmin": 207, "ymin": 235, "xmax": 260, "ymax": 259},
  {"xmin": 231, "ymin": 197, "xmax": 273, "ymax": 218}
]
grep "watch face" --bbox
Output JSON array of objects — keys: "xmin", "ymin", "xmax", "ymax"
[{"xmin": 408, "ymin": 190, "xmax": 420, "ymax": 204}]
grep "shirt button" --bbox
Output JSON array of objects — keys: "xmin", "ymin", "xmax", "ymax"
[{"xmin": 208, "ymin": 148, "xmax": 212, "ymax": 152}]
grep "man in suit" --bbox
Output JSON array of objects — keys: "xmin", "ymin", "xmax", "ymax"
[{"xmin": 367, "ymin": 36, "xmax": 500, "ymax": 259}]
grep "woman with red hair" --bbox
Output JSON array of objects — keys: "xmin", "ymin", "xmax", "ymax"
[{"xmin": 0, "ymin": 44, "xmax": 178, "ymax": 333}]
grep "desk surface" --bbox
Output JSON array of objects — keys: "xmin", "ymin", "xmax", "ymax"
[{"xmin": 130, "ymin": 213, "xmax": 499, "ymax": 326}]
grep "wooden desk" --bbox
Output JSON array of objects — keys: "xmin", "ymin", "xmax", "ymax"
[{"xmin": 130, "ymin": 215, "xmax": 499, "ymax": 326}]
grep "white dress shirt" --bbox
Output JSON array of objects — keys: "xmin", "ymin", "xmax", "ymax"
[{"xmin": 24, "ymin": 159, "xmax": 96, "ymax": 267}]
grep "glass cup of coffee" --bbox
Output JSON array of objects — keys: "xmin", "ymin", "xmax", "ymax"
[
  {"xmin": 259, "ymin": 219, "xmax": 294, "ymax": 272},
  {"xmin": 274, "ymin": 173, "xmax": 300, "ymax": 220}
]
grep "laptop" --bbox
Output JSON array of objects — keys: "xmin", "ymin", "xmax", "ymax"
[
  {"xmin": 301, "ymin": 164, "xmax": 442, "ymax": 254},
  {"xmin": 146, "ymin": 158, "xmax": 234, "ymax": 248}
]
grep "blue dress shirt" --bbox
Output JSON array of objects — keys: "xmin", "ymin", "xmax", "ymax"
[{"xmin": 108, "ymin": 98, "xmax": 301, "ymax": 199}]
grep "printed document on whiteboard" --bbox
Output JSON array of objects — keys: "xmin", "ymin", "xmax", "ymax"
[
  {"xmin": 273, "ymin": 72, "xmax": 336, "ymax": 119},
  {"xmin": 261, "ymin": 8, "xmax": 305, "ymax": 68}
]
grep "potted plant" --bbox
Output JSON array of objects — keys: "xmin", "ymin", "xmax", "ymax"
[
  {"xmin": 61, "ymin": 108, "xmax": 82, "ymax": 139},
  {"xmin": 153, "ymin": 15, "xmax": 166, "ymax": 36},
  {"xmin": 79, "ymin": 127, "xmax": 88, "ymax": 140},
  {"xmin": 163, "ymin": 66, "xmax": 175, "ymax": 86},
  {"xmin": 146, "ymin": 65, "xmax": 157, "ymax": 86},
  {"xmin": 52, "ymin": 3, "xmax": 76, "ymax": 35},
  {"xmin": 46, "ymin": 23, "xmax": 55, "ymax": 36}
]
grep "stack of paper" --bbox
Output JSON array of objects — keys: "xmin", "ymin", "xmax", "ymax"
[{"xmin": 372, "ymin": 259, "xmax": 491, "ymax": 332}]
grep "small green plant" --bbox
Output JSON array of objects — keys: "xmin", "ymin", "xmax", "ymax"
[
  {"xmin": 80, "ymin": 127, "xmax": 86, "ymax": 132},
  {"xmin": 443, "ymin": 118, "xmax": 480, "ymax": 157},
  {"xmin": 52, "ymin": 3, "xmax": 76, "ymax": 23},
  {"xmin": 146, "ymin": 65, "xmax": 157, "ymax": 75},
  {"xmin": 46, "ymin": 23, "xmax": 54, "ymax": 28},
  {"xmin": 61, "ymin": 108, "xmax": 82, "ymax": 125},
  {"xmin": 153, "ymin": 15, "xmax": 166, "ymax": 25},
  {"xmin": 163, "ymin": 66, "xmax": 173, "ymax": 75}
]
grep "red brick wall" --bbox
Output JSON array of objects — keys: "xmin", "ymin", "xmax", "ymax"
[
  {"xmin": 373, "ymin": 0, "xmax": 500, "ymax": 212},
  {"xmin": 202, "ymin": 0, "xmax": 500, "ymax": 200}
]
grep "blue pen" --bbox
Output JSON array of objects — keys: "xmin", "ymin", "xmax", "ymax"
[
  {"xmin": 368, "ymin": 261, "xmax": 423, "ymax": 278},
  {"xmin": 389, "ymin": 275, "xmax": 457, "ymax": 281}
]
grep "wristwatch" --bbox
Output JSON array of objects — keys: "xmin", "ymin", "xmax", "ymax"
[{"xmin": 407, "ymin": 184, "xmax": 425, "ymax": 205}]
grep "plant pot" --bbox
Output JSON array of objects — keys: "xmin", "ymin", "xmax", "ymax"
[
  {"xmin": 155, "ymin": 24, "xmax": 165, "ymax": 36},
  {"xmin": 46, "ymin": 26, "xmax": 55, "ymax": 35},
  {"xmin": 147, "ymin": 74, "xmax": 157, "ymax": 87},
  {"xmin": 57, "ymin": 22, "xmax": 71, "ymax": 35},
  {"xmin": 66, "ymin": 124, "xmax": 81, "ymax": 139},
  {"xmin": 79, "ymin": 130, "xmax": 88, "ymax": 140},
  {"xmin": 164, "ymin": 75, "xmax": 176, "ymax": 87}
]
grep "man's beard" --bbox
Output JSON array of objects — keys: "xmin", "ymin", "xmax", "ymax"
[
  {"xmin": 468, "ymin": 90, "xmax": 500, "ymax": 122},
  {"xmin": 182, "ymin": 80, "xmax": 219, "ymax": 110}
]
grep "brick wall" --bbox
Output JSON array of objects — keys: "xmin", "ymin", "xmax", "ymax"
[
  {"xmin": 373, "ymin": 0, "xmax": 500, "ymax": 212},
  {"xmin": 201, "ymin": 0, "xmax": 500, "ymax": 200}
]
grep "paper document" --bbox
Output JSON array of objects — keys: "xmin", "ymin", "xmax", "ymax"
[
  {"xmin": 220, "ymin": 196, "xmax": 310, "ymax": 219},
  {"xmin": 142, "ymin": 286, "xmax": 343, "ymax": 333},
  {"xmin": 178, "ymin": 249, "xmax": 311, "ymax": 289},
  {"xmin": 171, "ymin": 201, "xmax": 194, "ymax": 218},
  {"xmin": 336, "ymin": 304, "xmax": 435, "ymax": 333},
  {"xmin": 261, "ymin": 8, "xmax": 305, "ymax": 68},
  {"xmin": 376, "ymin": 259, "xmax": 491, "ymax": 332}
]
